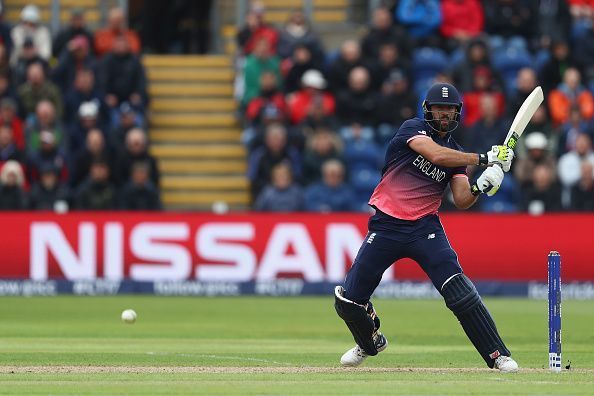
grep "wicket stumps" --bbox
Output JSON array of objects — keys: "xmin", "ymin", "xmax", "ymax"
[{"xmin": 548, "ymin": 251, "xmax": 562, "ymax": 372}]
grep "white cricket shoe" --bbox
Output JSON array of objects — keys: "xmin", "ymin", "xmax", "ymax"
[
  {"xmin": 494, "ymin": 356, "xmax": 519, "ymax": 372},
  {"xmin": 340, "ymin": 332, "xmax": 388, "ymax": 367}
]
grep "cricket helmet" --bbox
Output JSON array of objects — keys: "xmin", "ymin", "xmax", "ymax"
[{"xmin": 422, "ymin": 82, "xmax": 463, "ymax": 134}]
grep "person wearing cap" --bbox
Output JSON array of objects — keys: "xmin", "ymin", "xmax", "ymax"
[
  {"xmin": 12, "ymin": 36, "xmax": 50, "ymax": 86},
  {"xmin": 462, "ymin": 66, "xmax": 505, "ymax": 129},
  {"xmin": 53, "ymin": 8, "xmax": 94, "ymax": 58},
  {"xmin": 28, "ymin": 162, "xmax": 70, "ymax": 211},
  {"xmin": 10, "ymin": 4, "xmax": 51, "ymax": 66},
  {"xmin": 0, "ymin": 160, "xmax": 27, "ymax": 210},
  {"xmin": 94, "ymin": 7, "xmax": 141, "ymax": 57},
  {"xmin": 110, "ymin": 101, "xmax": 140, "ymax": 147},
  {"xmin": 26, "ymin": 128, "xmax": 68, "ymax": 184},
  {"xmin": 52, "ymin": 34, "xmax": 96, "ymax": 92},
  {"xmin": 514, "ymin": 131, "xmax": 557, "ymax": 187},
  {"xmin": 68, "ymin": 100, "xmax": 100, "ymax": 153},
  {"xmin": 287, "ymin": 69, "xmax": 335, "ymax": 125}
]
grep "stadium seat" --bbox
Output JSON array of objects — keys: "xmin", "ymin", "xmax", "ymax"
[
  {"xmin": 343, "ymin": 141, "xmax": 382, "ymax": 170},
  {"xmin": 492, "ymin": 48, "xmax": 533, "ymax": 95},
  {"xmin": 534, "ymin": 49, "xmax": 551, "ymax": 74},
  {"xmin": 412, "ymin": 47, "xmax": 448, "ymax": 91},
  {"xmin": 479, "ymin": 176, "xmax": 519, "ymax": 213},
  {"xmin": 350, "ymin": 166, "xmax": 381, "ymax": 194}
]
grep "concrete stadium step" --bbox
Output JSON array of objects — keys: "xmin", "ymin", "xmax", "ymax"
[
  {"xmin": 146, "ymin": 69, "xmax": 234, "ymax": 83},
  {"xmin": 265, "ymin": 10, "xmax": 347, "ymax": 24},
  {"xmin": 162, "ymin": 191, "xmax": 250, "ymax": 206},
  {"xmin": 151, "ymin": 145, "xmax": 245, "ymax": 159},
  {"xmin": 150, "ymin": 114, "xmax": 237, "ymax": 128},
  {"xmin": 7, "ymin": 0, "xmax": 96, "ymax": 6},
  {"xmin": 150, "ymin": 99, "xmax": 236, "ymax": 112},
  {"xmin": 262, "ymin": 0, "xmax": 348, "ymax": 7},
  {"xmin": 150, "ymin": 129, "xmax": 240, "ymax": 143},
  {"xmin": 162, "ymin": 176, "xmax": 248, "ymax": 190},
  {"xmin": 149, "ymin": 84, "xmax": 234, "ymax": 97},
  {"xmin": 159, "ymin": 160, "xmax": 246, "ymax": 175},
  {"xmin": 143, "ymin": 56, "xmax": 232, "ymax": 68}
]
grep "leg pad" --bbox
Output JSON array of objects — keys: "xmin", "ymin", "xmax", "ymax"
[{"xmin": 334, "ymin": 286, "xmax": 380, "ymax": 356}]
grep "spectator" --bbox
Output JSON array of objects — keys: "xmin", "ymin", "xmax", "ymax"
[
  {"xmin": 0, "ymin": 160, "xmax": 27, "ymax": 210},
  {"xmin": 241, "ymin": 38, "xmax": 281, "ymax": 107},
  {"xmin": 521, "ymin": 164, "xmax": 562, "ymax": 214},
  {"xmin": 53, "ymin": 8, "xmax": 94, "ymax": 57},
  {"xmin": 27, "ymin": 130, "xmax": 68, "ymax": 184},
  {"xmin": 440, "ymin": 0, "xmax": 484, "ymax": 51},
  {"xmin": 520, "ymin": 106, "xmax": 557, "ymax": 156},
  {"xmin": 24, "ymin": 100, "xmax": 65, "ymax": 154},
  {"xmin": 361, "ymin": 6, "xmax": 411, "ymax": 61},
  {"xmin": 110, "ymin": 102, "xmax": 140, "ymax": 148},
  {"xmin": 283, "ymin": 44, "xmax": 321, "ymax": 94},
  {"xmin": 452, "ymin": 38, "xmax": 500, "ymax": 93},
  {"xmin": 483, "ymin": 0, "xmax": 536, "ymax": 42},
  {"xmin": 17, "ymin": 63, "xmax": 63, "ymax": 119},
  {"xmin": 0, "ymin": 73, "xmax": 16, "ymax": 102},
  {"xmin": 98, "ymin": 35, "xmax": 148, "ymax": 116},
  {"xmin": 539, "ymin": 40, "xmax": 574, "ymax": 94},
  {"xmin": 10, "ymin": 5, "xmax": 51, "ymax": 66},
  {"xmin": 548, "ymin": 67, "xmax": 594, "ymax": 127},
  {"xmin": 514, "ymin": 132, "xmax": 557, "ymax": 187},
  {"xmin": 0, "ymin": 9, "xmax": 13, "ymax": 60},
  {"xmin": 94, "ymin": 7, "xmax": 141, "ymax": 57},
  {"xmin": 12, "ymin": 37, "xmax": 50, "ymax": 87},
  {"xmin": 535, "ymin": 0, "xmax": 571, "ymax": 49},
  {"xmin": 558, "ymin": 106, "xmax": 594, "ymax": 157},
  {"xmin": 327, "ymin": 40, "xmax": 369, "ymax": 92},
  {"xmin": 236, "ymin": 3, "xmax": 278, "ymax": 56},
  {"xmin": 570, "ymin": 160, "xmax": 594, "ymax": 211},
  {"xmin": 302, "ymin": 128, "xmax": 343, "ymax": 185},
  {"xmin": 277, "ymin": 10, "xmax": 324, "ymax": 62},
  {"xmin": 63, "ymin": 69, "xmax": 107, "ymax": 127},
  {"xmin": 558, "ymin": 133, "xmax": 594, "ymax": 191},
  {"xmin": 373, "ymin": 43, "xmax": 411, "ymax": 90},
  {"xmin": 71, "ymin": 128, "xmax": 115, "ymax": 188},
  {"xmin": 305, "ymin": 159, "xmax": 355, "ymax": 212},
  {"xmin": 247, "ymin": 123, "xmax": 301, "ymax": 200},
  {"xmin": 336, "ymin": 67, "xmax": 379, "ymax": 140},
  {"xmin": 52, "ymin": 34, "xmax": 96, "ymax": 92},
  {"xmin": 396, "ymin": 0, "xmax": 442, "ymax": 46},
  {"xmin": 115, "ymin": 128, "xmax": 159, "ymax": 187},
  {"xmin": 245, "ymin": 71, "xmax": 286, "ymax": 125},
  {"xmin": 119, "ymin": 161, "xmax": 162, "ymax": 210},
  {"xmin": 74, "ymin": 158, "xmax": 117, "ymax": 210},
  {"xmin": 69, "ymin": 101, "xmax": 101, "ymax": 153},
  {"xmin": 466, "ymin": 94, "xmax": 508, "ymax": 153},
  {"xmin": 28, "ymin": 163, "xmax": 70, "ymax": 211},
  {"xmin": 377, "ymin": 70, "xmax": 417, "ymax": 143},
  {"xmin": 0, "ymin": 124, "xmax": 25, "ymax": 166},
  {"xmin": 462, "ymin": 66, "xmax": 506, "ymax": 128},
  {"xmin": 573, "ymin": 13, "xmax": 594, "ymax": 86},
  {"xmin": 254, "ymin": 162, "xmax": 304, "ymax": 212},
  {"xmin": 0, "ymin": 98, "xmax": 25, "ymax": 150},
  {"xmin": 0, "ymin": 42, "xmax": 10, "ymax": 77},
  {"xmin": 507, "ymin": 67, "xmax": 539, "ymax": 118},
  {"xmin": 287, "ymin": 69, "xmax": 335, "ymax": 125}
]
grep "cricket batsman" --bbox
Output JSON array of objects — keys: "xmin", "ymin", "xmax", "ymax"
[{"xmin": 334, "ymin": 82, "xmax": 519, "ymax": 372}]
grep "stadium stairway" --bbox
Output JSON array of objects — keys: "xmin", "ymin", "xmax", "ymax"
[{"xmin": 144, "ymin": 55, "xmax": 249, "ymax": 211}]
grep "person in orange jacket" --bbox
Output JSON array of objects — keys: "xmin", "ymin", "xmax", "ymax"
[{"xmin": 548, "ymin": 67, "xmax": 594, "ymax": 127}]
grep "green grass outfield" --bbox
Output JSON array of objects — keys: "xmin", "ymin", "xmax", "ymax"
[{"xmin": 0, "ymin": 296, "xmax": 593, "ymax": 395}]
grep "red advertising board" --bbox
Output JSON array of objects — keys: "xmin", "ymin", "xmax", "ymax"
[{"xmin": 0, "ymin": 212, "xmax": 592, "ymax": 282}]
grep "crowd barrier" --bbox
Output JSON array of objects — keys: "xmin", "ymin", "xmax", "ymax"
[{"xmin": 1, "ymin": 212, "xmax": 593, "ymax": 298}]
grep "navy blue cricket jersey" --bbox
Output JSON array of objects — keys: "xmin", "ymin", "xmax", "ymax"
[{"xmin": 368, "ymin": 118, "xmax": 467, "ymax": 220}]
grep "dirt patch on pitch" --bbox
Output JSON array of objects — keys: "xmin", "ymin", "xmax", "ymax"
[{"xmin": 0, "ymin": 366, "xmax": 588, "ymax": 374}]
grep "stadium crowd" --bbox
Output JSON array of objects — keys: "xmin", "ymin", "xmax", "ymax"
[
  {"xmin": 237, "ymin": 0, "xmax": 594, "ymax": 214},
  {"xmin": 0, "ymin": 4, "xmax": 160, "ymax": 211}
]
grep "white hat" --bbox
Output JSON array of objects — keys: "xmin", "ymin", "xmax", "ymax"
[
  {"xmin": 525, "ymin": 132, "xmax": 548, "ymax": 150},
  {"xmin": 21, "ymin": 5, "xmax": 40, "ymax": 23},
  {"xmin": 301, "ymin": 69, "xmax": 326, "ymax": 89},
  {"xmin": 78, "ymin": 101, "xmax": 99, "ymax": 118}
]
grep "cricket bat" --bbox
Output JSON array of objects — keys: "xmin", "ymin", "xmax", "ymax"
[{"xmin": 503, "ymin": 86, "xmax": 544, "ymax": 150}]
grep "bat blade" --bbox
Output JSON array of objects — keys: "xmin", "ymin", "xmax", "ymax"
[{"xmin": 504, "ymin": 86, "xmax": 544, "ymax": 149}]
